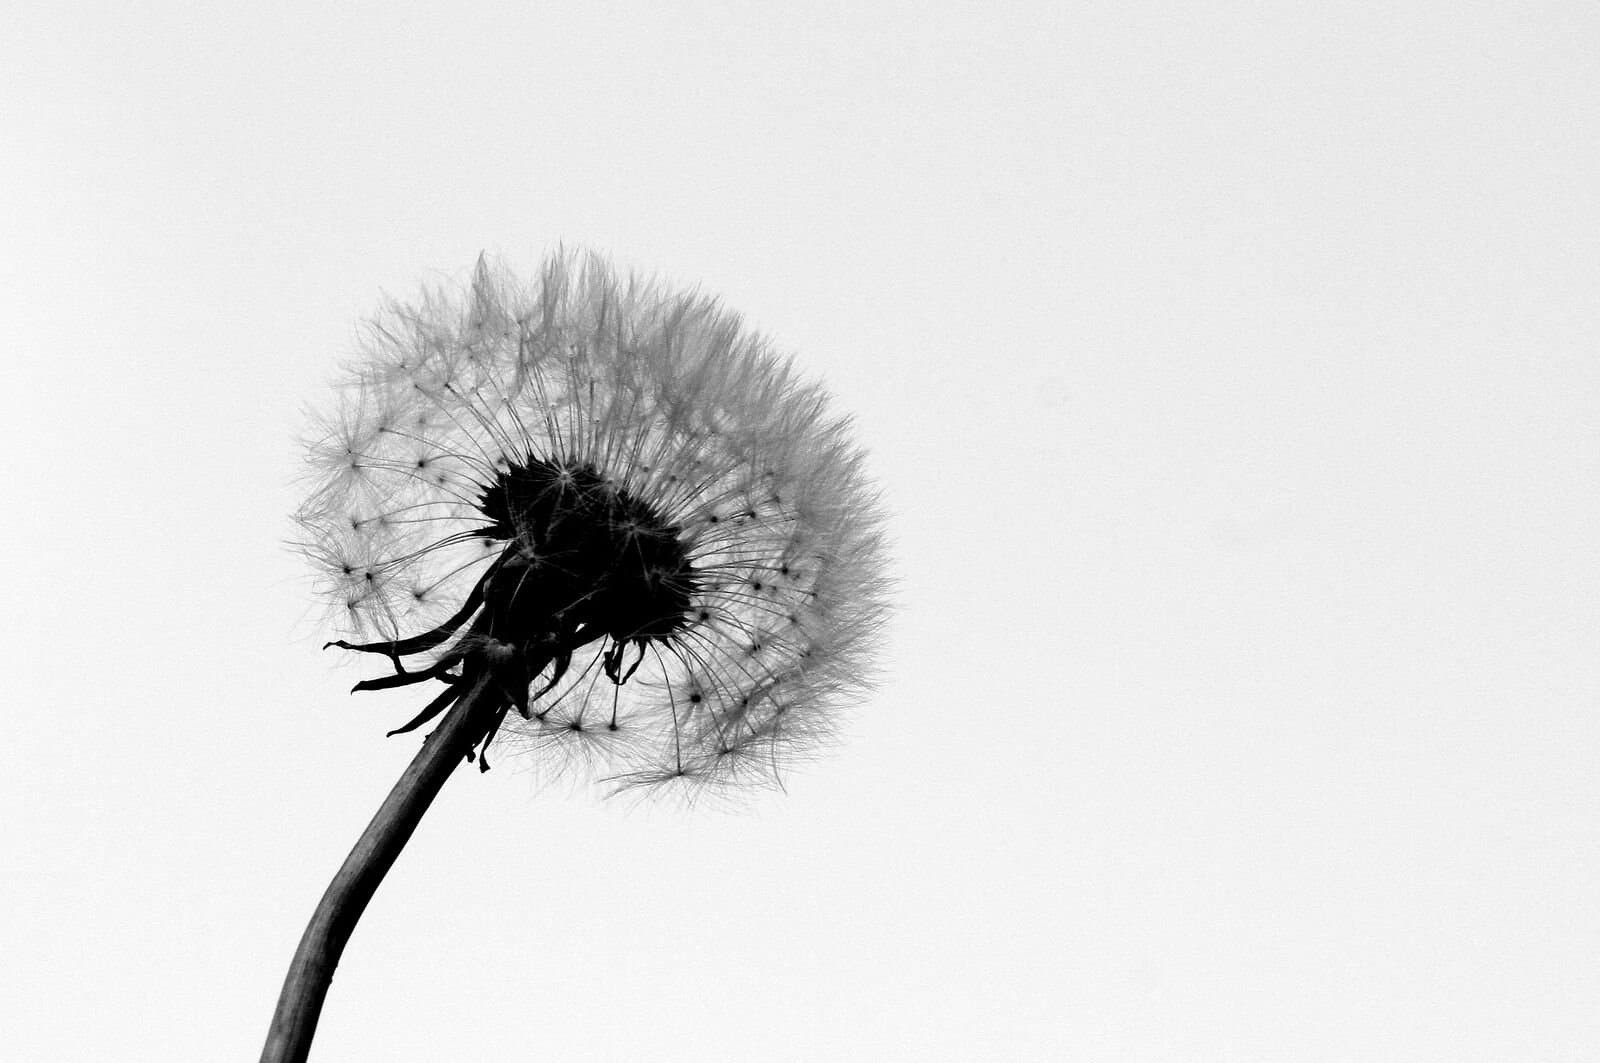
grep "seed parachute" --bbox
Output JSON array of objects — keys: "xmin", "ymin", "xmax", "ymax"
[{"xmin": 295, "ymin": 251, "xmax": 888, "ymax": 794}]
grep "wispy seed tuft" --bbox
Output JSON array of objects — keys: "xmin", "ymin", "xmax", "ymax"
[{"xmin": 295, "ymin": 250, "xmax": 889, "ymax": 797}]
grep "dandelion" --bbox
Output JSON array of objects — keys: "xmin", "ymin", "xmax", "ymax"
[{"xmin": 262, "ymin": 251, "xmax": 888, "ymax": 1061}]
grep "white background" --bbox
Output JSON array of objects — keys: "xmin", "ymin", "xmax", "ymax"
[{"xmin": 4, "ymin": 3, "xmax": 1598, "ymax": 1060}]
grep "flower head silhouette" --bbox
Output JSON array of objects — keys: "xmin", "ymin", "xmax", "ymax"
[{"xmin": 295, "ymin": 251, "xmax": 887, "ymax": 793}]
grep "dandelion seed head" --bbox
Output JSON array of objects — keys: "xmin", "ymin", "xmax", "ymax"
[{"xmin": 295, "ymin": 250, "xmax": 888, "ymax": 795}]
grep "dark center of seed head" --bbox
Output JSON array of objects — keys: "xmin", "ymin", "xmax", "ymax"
[{"xmin": 475, "ymin": 457, "xmax": 695, "ymax": 650}]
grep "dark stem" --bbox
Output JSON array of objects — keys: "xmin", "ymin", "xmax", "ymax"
[{"xmin": 260, "ymin": 676, "xmax": 497, "ymax": 1063}]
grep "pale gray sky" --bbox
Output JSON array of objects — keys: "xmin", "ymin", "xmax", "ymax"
[{"xmin": 4, "ymin": 3, "xmax": 1598, "ymax": 1060}]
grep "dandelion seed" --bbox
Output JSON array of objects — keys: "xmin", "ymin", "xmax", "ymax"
[
  {"xmin": 264, "ymin": 250, "xmax": 888, "ymax": 1062},
  {"xmin": 295, "ymin": 249, "xmax": 887, "ymax": 791}
]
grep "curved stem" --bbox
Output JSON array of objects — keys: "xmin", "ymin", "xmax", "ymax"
[{"xmin": 260, "ymin": 677, "xmax": 496, "ymax": 1063}]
